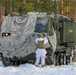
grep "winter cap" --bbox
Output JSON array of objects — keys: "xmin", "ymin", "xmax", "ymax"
[{"xmin": 38, "ymin": 33, "xmax": 43, "ymax": 38}]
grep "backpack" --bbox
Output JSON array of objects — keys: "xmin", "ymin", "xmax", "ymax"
[{"xmin": 37, "ymin": 40, "xmax": 46, "ymax": 49}]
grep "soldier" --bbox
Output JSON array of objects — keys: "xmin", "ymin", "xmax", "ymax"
[{"xmin": 35, "ymin": 33, "xmax": 48, "ymax": 67}]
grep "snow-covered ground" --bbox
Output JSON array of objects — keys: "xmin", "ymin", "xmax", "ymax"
[{"xmin": 0, "ymin": 61, "xmax": 76, "ymax": 75}]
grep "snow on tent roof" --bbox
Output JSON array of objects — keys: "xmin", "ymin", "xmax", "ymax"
[
  {"xmin": 28, "ymin": 12, "xmax": 39, "ymax": 15},
  {"xmin": 28, "ymin": 12, "xmax": 47, "ymax": 15}
]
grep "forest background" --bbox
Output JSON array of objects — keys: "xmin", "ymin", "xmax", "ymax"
[{"xmin": 0, "ymin": 0, "xmax": 76, "ymax": 20}]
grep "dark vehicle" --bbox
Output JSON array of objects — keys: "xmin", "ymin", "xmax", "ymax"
[{"xmin": 0, "ymin": 12, "xmax": 76, "ymax": 66}]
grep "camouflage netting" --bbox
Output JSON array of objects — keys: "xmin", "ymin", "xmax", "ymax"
[{"xmin": 0, "ymin": 13, "xmax": 57, "ymax": 58}]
